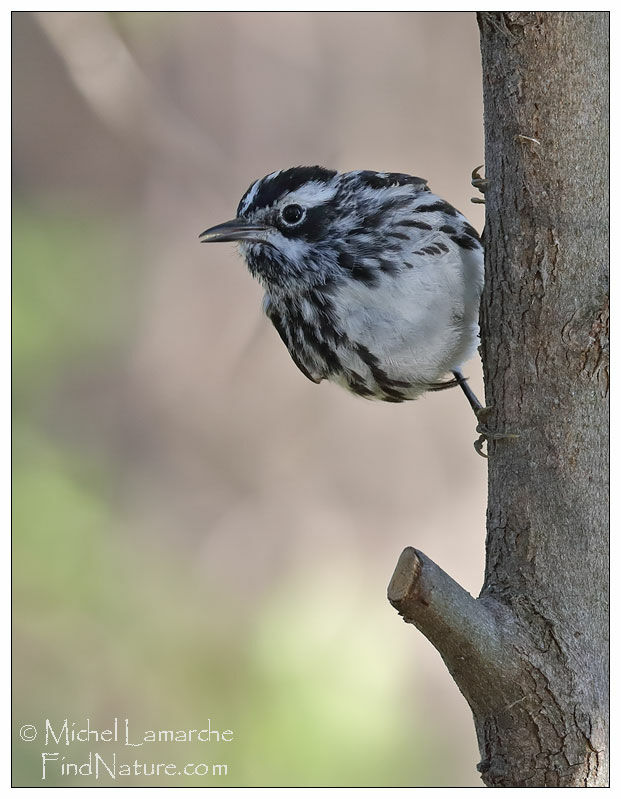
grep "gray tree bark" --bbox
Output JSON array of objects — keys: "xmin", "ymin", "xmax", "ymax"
[{"xmin": 388, "ymin": 12, "xmax": 608, "ymax": 787}]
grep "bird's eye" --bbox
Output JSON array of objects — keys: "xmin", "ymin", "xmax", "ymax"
[{"xmin": 280, "ymin": 204, "xmax": 305, "ymax": 225}]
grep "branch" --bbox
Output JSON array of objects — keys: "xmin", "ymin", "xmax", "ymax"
[
  {"xmin": 390, "ymin": 12, "xmax": 608, "ymax": 784},
  {"xmin": 388, "ymin": 547, "xmax": 520, "ymax": 714}
]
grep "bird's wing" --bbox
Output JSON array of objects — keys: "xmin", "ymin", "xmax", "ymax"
[{"xmin": 264, "ymin": 297, "xmax": 322, "ymax": 385}]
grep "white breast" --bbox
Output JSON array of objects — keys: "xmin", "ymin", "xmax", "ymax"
[{"xmin": 330, "ymin": 243, "xmax": 483, "ymax": 386}]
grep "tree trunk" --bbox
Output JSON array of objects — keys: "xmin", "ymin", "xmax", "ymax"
[{"xmin": 388, "ymin": 12, "xmax": 608, "ymax": 787}]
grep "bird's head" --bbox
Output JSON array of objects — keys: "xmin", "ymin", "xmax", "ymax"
[{"xmin": 200, "ymin": 166, "xmax": 429, "ymax": 292}]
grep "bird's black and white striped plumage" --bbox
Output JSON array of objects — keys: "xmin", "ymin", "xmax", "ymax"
[{"xmin": 200, "ymin": 166, "xmax": 484, "ymax": 404}]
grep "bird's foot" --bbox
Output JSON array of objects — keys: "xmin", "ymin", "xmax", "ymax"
[
  {"xmin": 471, "ymin": 164, "xmax": 488, "ymax": 204},
  {"xmin": 473, "ymin": 406, "xmax": 519, "ymax": 458}
]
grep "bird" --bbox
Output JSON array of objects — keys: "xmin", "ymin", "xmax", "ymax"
[{"xmin": 199, "ymin": 166, "xmax": 494, "ymax": 452}]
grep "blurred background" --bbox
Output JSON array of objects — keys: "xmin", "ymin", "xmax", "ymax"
[{"xmin": 13, "ymin": 11, "xmax": 487, "ymax": 787}]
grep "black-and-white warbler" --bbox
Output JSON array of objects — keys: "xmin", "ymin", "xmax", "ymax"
[{"xmin": 200, "ymin": 166, "xmax": 494, "ymax": 451}]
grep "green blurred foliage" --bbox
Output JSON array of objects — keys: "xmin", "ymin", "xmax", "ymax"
[
  {"xmin": 13, "ymin": 10, "xmax": 485, "ymax": 782},
  {"xmin": 13, "ymin": 207, "xmax": 445, "ymax": 786},
  {"xmin": 12, "ymin": 208, "xmax": 138, "ymax": 398}
]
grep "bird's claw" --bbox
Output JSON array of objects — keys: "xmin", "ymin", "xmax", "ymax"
[
  {"xmin": 472, "ymin": 406, "xmax": 519, "ymax": 458},
  {"xmin": 471, "ymin": 164, "xmax": 488, "ymax": 204}
]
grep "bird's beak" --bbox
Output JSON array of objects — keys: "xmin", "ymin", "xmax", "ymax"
[{"xmin": 199, "ymin": 218, "xmax": 268, "ymax": 244}]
